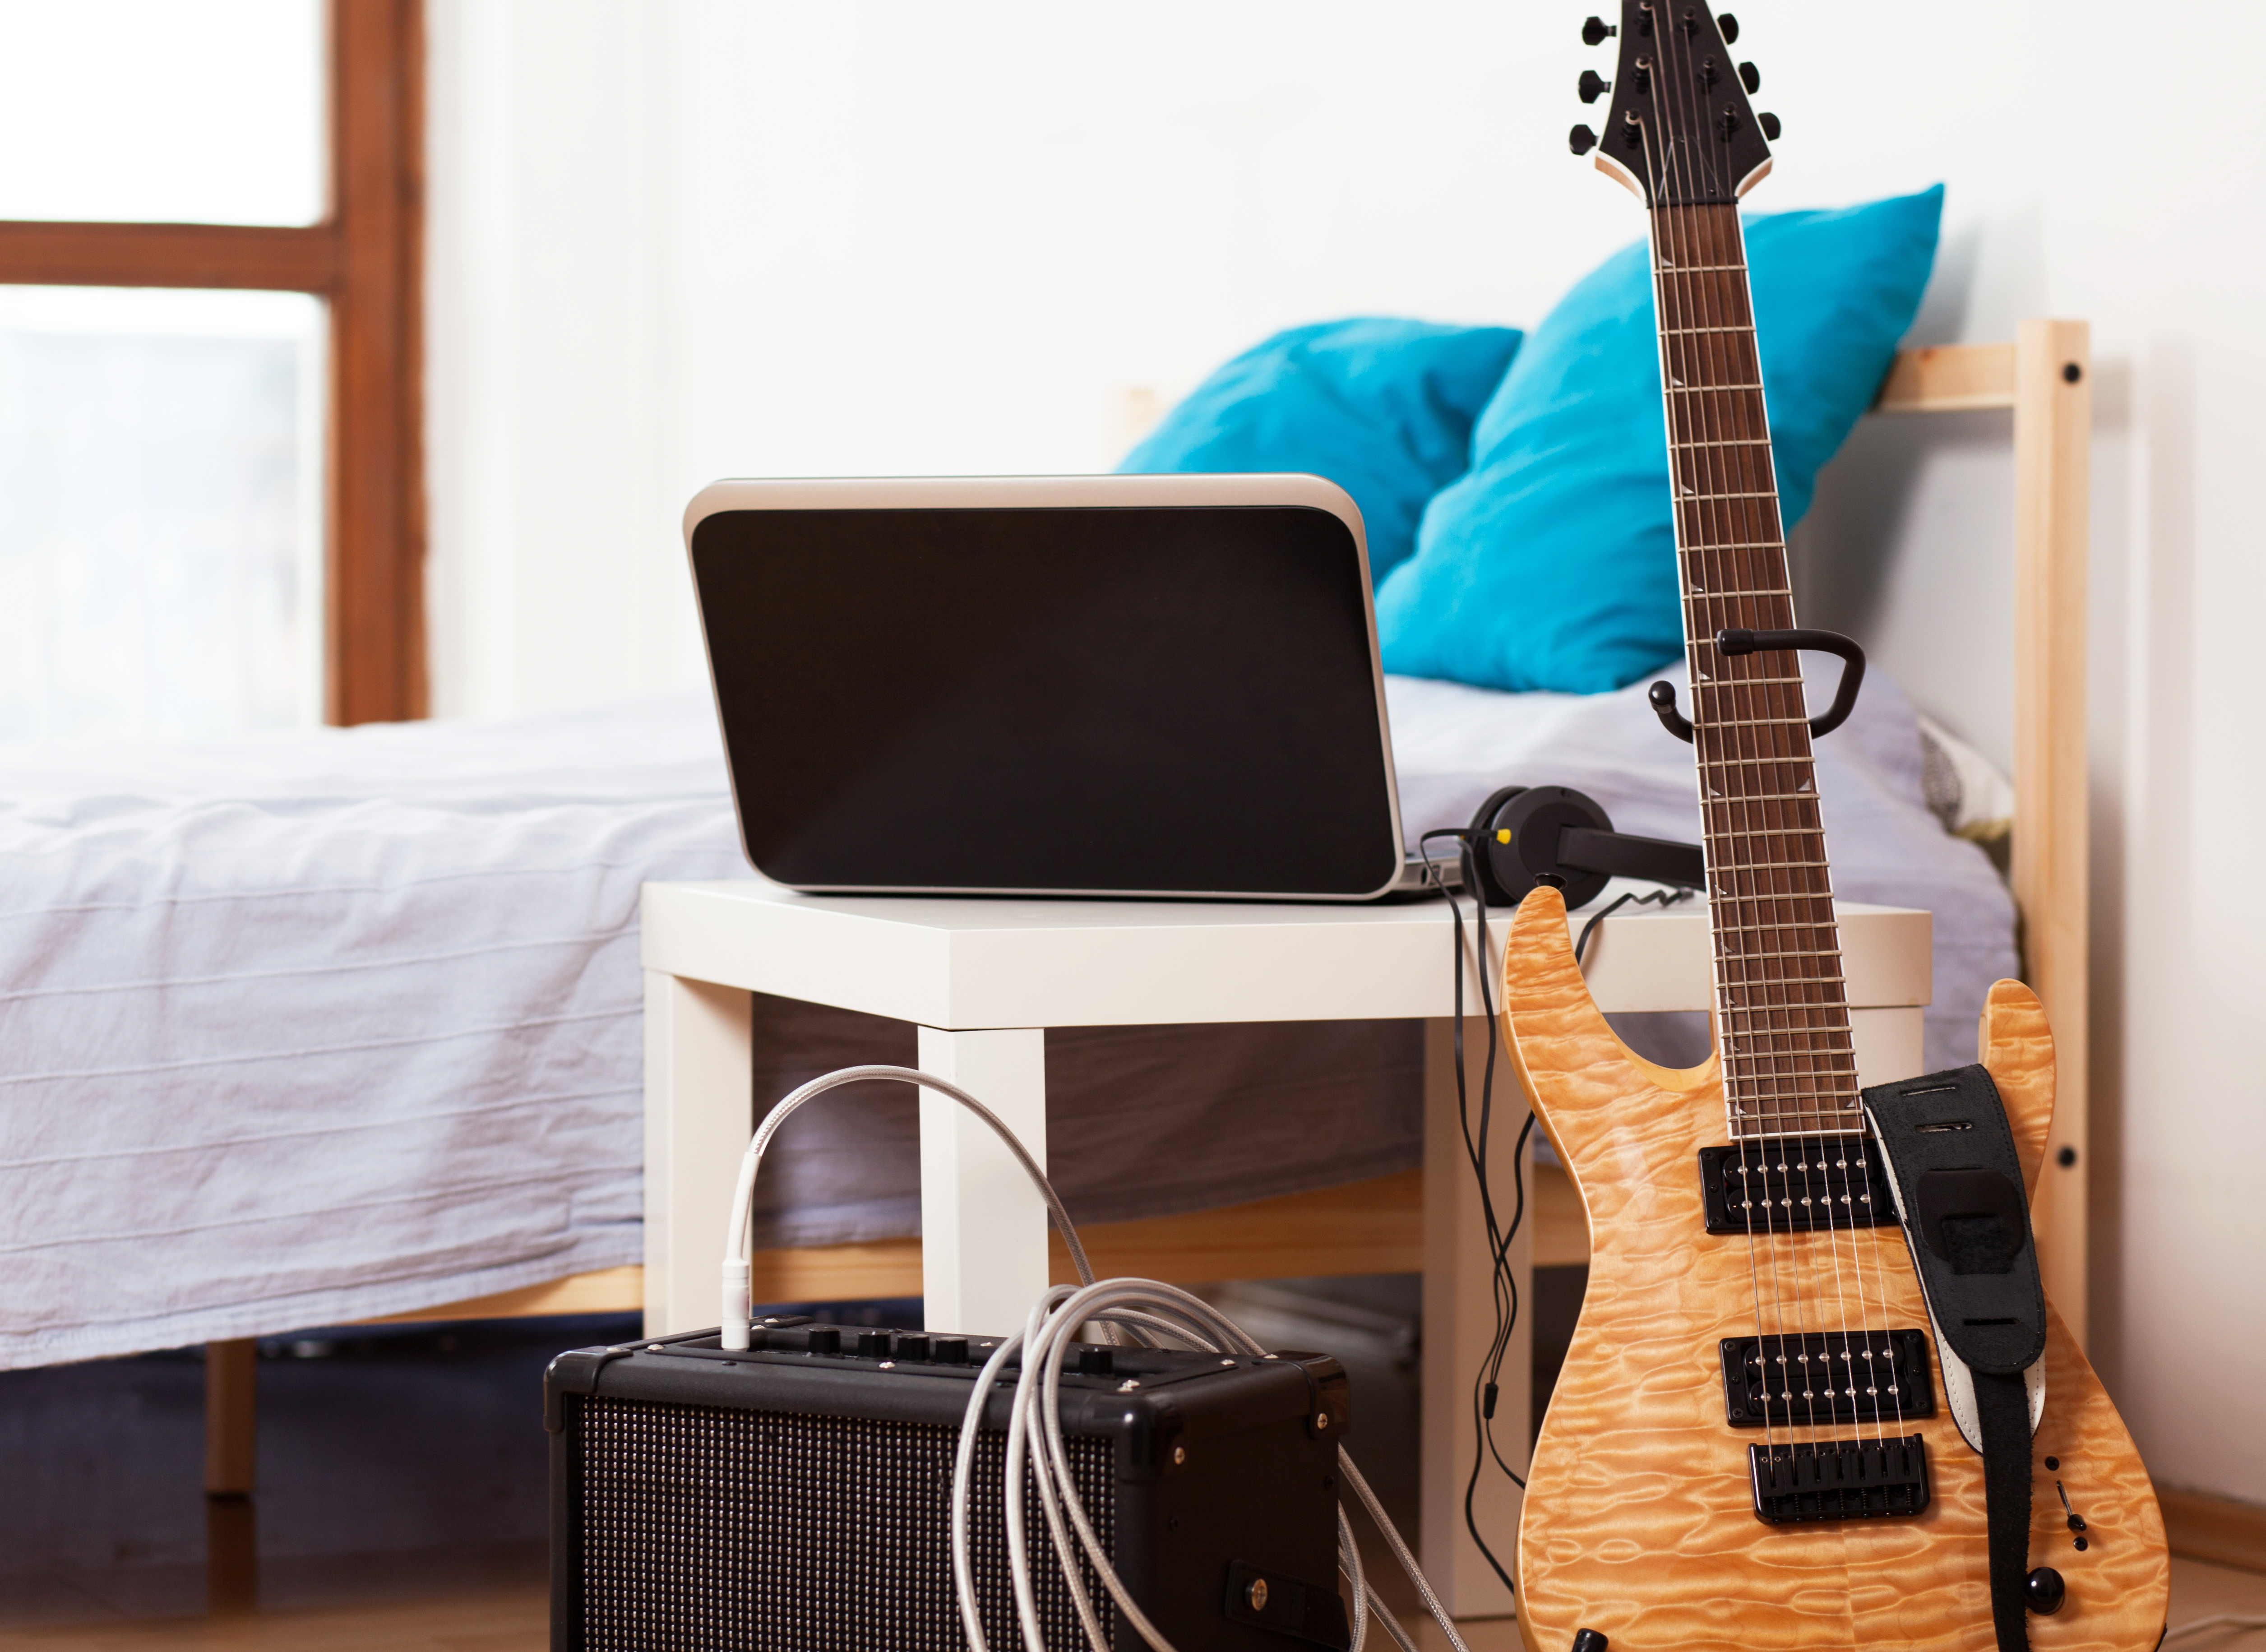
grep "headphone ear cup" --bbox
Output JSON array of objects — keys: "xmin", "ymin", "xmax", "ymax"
[
  {"xmin": 1465, "ymin": 787, "xmax": 1529, "ymax": 906},
  {"xmin": 1477, "ymin": 785, "xmax": 1617, "ymax": 911}
]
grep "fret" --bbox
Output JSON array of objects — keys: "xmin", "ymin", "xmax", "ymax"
[
  {"xmin": 1688, "ymin": 673, "xmax": 1806, "ymax": 687},
  {"xmin": 1665, "ymin": 381, "xmax": 1763, "ymax": 393},
  {"xmin": 1684, "ymin": 576, "xmax": 1790, "ymax": 588},
  {"xmin": 1698, "ymin": 755, "xmax": 1825, "ymax": 771},
  {"xmin": 1660, "ymin": 324, "xmax": 1758, "ymax": 336},
  {"xmin": 1656, "ymin": 261, "xmax": 1747, "ymax": 273},
  {"xmin": 1670, "ymin": 437, "xmax": 1772, "ymax": 449},
  {"xmin": 1675, "ymin": 490, "xmax": 1778, "ymax": 500},
  {"xmin": 1714, "ymin": 947, "xmax": 1846, "ymax": 962},
  {"xmin": 1702, "ymin": 788, "xmax": 1821, "ymax": 802},
  {"xmin": 1712, "ymin": 859, "xmax": 1830, "ymax": 871},
  {"xmin": 1694, "ymin": 717, "xmax": 1812, "ymax": 732},
  {"xmin": 1712, "ymin": 920, "xmax": 1841, "ymax": 935}
]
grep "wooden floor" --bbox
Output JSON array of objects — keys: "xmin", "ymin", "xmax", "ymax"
[{"xmin": 4, "ymin": 1555, "xmax": 2258, "ymax": 1651}]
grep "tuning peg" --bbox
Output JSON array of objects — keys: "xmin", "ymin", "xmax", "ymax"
[
  {"xmin": 1717, "ymin": 12, "xmax": 1739, "ymax": 42},
  {"xmin": 1758, "ymin": 111, "xmax": 1781, "ymax": 139},
  {"xmin": 1578, "ymin": 69, "xmax": 1611, "ymax": 103},
  {"xmin": 1582, "ymin": 15, "xmax": 1617, "ymax": 44},
  {"xmin": 1570, "ymin": 124, "xmax": 1599, "ymax": 155},
  {"xmin": 1739, "ymin": 61, "xmax": 1760, "ymax": 93}
]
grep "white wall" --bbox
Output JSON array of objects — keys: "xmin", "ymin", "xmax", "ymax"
[{"xmin": 425, "ymin": 0, "xmax": 2266, "ymax": 1507}]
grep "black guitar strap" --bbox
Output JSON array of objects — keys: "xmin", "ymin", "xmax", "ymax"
[{"xmin": 1863, "ymin": 1065, "xmax": 2049, "ymax": 1652}]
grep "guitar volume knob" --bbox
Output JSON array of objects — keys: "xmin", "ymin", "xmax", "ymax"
[{"xmin": 2025, "ymin": 1567, "xmax": 2067, "ymax": 1615}]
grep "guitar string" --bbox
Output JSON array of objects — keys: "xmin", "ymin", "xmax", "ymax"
[
  {"xmin": 1636, "ymin": 48, "xmax": 1788, "ymax": 1454},
  {"xmin": 1697, "ymin": 185, "xmax": 1863, "ymax": 1454},
  {"xmin": 1651, "ymin": 18, "xmax": 1823, "ymax": 1450},
  {"xmin": 1718, "ymin": 178, "xmax": 1887, "ymax": 1453},
  {"xmin": 1703, "ymin": 168, "xmax": 1880, "ymax": 1457},
  {"xmin": 1683, "ymin": 62, "xmax": 1858, "ymax": 1452},
  {"xmin": 1663, "ymin": 17, "xmax": 1867, "ymax": 1453},
  {"xmin": 1659, "ymin": 41, "xmax": 1822, "ymax": 1450}
]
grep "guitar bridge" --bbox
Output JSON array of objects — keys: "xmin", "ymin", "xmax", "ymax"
[
  {"xmin": 1699, "ymin": 1134, "xmax": 1895, "ymax": 1234},
  {"xmin": 1719, "ymin": 1328, "xmax": 1935, "ymax": 1427},
  {"xmin": 1750, "ymin": 1436, "xmax": 1930, "ymax": 1523}
]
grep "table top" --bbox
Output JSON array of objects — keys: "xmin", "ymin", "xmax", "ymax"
[{"xmin": 642, "ymin": 877, "xmax": 1931, "ymax": 1030}]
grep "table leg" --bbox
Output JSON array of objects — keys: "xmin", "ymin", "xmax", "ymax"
[
  {"xmin": 645, "ymin": 971, "xmax": 753, "ymax": 1337},
  {"xmin": 1850, "ymin": 1004, "xmax": 1926, "ymax": 1087},
  {"xmin": 916, "ymin": 1026, "xmax": 1050, "ymax": 1338},
  {"xmin": 1420, "ymin": 1013, "xmax": 1526, "ymax": 1620}
]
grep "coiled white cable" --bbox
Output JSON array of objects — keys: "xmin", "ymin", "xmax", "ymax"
[
  {"xmin": 718, "ymin": 1064, "xmax": 1096, "ymax": 1350},
  {"xmin": 725, "ymin": 1064, "xmax": 1476, "ymax": 1652}
]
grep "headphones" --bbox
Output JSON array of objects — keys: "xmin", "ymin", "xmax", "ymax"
[{"xmin": 1457, "ymin": 784, "xmax": 1705, "ymax": 911}]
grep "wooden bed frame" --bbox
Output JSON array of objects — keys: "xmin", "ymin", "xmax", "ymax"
[{"xmin": 204, "ymin": 324, "xmax": 2096, "ymax": 1512}]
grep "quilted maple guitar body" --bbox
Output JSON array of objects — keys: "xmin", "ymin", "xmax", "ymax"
[{"xmin": 1503, "ymin": 888, "xmax": 2167, "ymax": 1652}]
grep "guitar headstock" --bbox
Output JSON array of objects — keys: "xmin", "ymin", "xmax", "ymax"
[{"xmin": 1569, "ymin": 1, "xmax": 1778, "ymax": 204}]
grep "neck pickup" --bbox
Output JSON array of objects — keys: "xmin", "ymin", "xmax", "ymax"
[{"xmin": 1699, "ymin": 1134, "xmax": 1892, "ymax": 1233}]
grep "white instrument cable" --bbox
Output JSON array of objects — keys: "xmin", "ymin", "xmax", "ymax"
[{"xmin": 719, "ymin": 1064, "xmax": 1475, "ymax": 1652}]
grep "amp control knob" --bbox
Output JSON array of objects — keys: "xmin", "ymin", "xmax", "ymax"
[
  {"xmin": 933, "ymin": 1337, "xmax": 970, "ymax": 1365},
  {"xmin": 804, "ymin": 1326, "xmax": 841, "ymax": 1355},
  {"xmin": 856, "ymin": 1330, "xmax": 891, "ymax": 1358},
  {"xmin": 1077, "ymin": 1346, "xmax": 1116, "ymax": 1377}
]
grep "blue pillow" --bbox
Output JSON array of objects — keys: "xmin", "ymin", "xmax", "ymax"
[
  {"xmin": 1118, "ymin": 318, "xmax": 1522, "ymax": 585},
  {"xmin": 1376, "ymin": 186, "xmax": 1944, "ymax": 692}
]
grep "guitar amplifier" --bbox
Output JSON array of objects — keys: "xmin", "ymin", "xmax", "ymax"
[{"xmin": 546, "ymin": 1321, "xmax": 1354, "ymax": 1652}]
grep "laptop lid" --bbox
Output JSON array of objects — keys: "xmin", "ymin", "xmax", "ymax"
[{"xmin": 683, "ymin": 473, "xmax": 1406, "ymax": 900}]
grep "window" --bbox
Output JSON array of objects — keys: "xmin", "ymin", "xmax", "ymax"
[{"xmin": 0, "ymin": 0, "xmax": 423, "ymax": 733}]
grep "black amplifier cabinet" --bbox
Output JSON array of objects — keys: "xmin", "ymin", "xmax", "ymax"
[{"xmin": 546, "ymin": 1321, "xmax": 1354, "ymax": 1652}]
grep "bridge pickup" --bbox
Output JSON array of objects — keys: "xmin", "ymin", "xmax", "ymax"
[
  {"xmin": 1699, "ymin": 1134, "xmax": 1894, "ymax": 1233},
  {"xmin": 1719, "ymin": 1328, "xmax": 1935, "ymax": 1427},
  {"xmin": 1750, "ymin": 1435, "xmax": 1930, "ymax": 1523}
]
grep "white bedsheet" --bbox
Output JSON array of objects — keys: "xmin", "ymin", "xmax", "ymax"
[{"xmin": 0, "ymin": 673, "xmax": 2013, "ymax": 1369}]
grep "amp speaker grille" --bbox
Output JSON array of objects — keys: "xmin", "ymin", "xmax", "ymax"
[{"xmin": 578, "ymin": 1396, "xmax": 1118, "ymax": 1652}]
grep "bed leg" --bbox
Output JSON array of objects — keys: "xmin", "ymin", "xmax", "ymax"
[{"xmin": 204, "ymin": 1338, "xmax": 258, "ymax": 1496}]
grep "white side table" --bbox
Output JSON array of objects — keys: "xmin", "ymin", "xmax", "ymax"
[{"xmin": 641, "ymin": 878, "xmax": 1930, "ymax": 1617}]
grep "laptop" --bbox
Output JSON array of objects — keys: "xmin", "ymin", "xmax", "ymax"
[{"xmin": 683, "ymin": 473, "xmax": 1443, "ymax": 901}]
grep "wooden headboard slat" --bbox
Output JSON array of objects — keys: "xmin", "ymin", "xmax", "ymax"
[{"xmin": 1874, "ymin": 342, "xmax": 2018, "ymax": 413}]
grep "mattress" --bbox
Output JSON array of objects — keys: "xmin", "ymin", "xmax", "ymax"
[{"xmin": 0, "ymin": 671, "xmax": 2014, "ymax": 1369}]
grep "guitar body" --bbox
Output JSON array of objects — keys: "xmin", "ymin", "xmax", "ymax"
[{"xmin": 1504, "ymin": 888, "xmax": 2168, "ymax": 1652}]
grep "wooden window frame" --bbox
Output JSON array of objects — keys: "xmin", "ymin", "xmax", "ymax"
[{"xmin": 0, "ymin": 0, "xmax": 425, "ymax": 725}]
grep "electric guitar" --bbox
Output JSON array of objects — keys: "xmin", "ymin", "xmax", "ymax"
[{"xmin": 1502, "ymin": 6, "xmax": 2169, "ymax": 1649}]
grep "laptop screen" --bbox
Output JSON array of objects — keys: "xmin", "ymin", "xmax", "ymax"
[{"xmin": 687, "ymin": 488, "xmax": 1402, "ymax": 898}]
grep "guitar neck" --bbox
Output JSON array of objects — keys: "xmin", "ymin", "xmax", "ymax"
[{"xmin": 1650, "ymin": 203, "xmax": 1859, "ymax": 1139}]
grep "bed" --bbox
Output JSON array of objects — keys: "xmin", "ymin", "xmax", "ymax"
[{"xmin": 1, "ymin": 331, "xmax": 2092, "ymax": 1504}]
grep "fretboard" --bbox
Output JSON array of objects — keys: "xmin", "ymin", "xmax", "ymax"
[{"xmin": 1649, "ymin": 202, "xmax": 1859, "ymax": 1139}]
